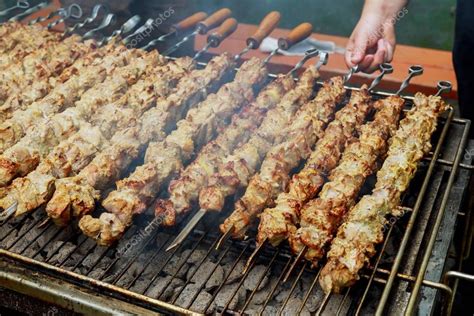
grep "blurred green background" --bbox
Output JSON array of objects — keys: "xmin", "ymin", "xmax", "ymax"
[{"xmin": 0, "ymin": 0, "xmax": 456, "ymax": 51}]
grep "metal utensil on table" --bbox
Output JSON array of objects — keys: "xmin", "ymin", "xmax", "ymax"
[
  {"xmin": 0, "ymin": 0, "xmax": 29, "ymax": 17},
  {"xmin": 141, "ymin": 11, "xmax": 208, "ymax": 50},
  {"xmin": 163, "ymin": 8, "xmax": 232, "ymax": 56},
  {"xmin": 63, "ymin": 4, "xmax": 107, "ymax": 36}
]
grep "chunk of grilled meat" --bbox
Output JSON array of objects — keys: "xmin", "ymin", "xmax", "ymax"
[
  {"xmin": 153, "ymin": 74, "xmax": 297, "ymax": 225},
  {"xmin": 319, "ymin": 93, "xmax": 448, "ymax": 294},
  {"xmin": 289, "ymin": 96, "xmax": 405, "ymax": 264}
]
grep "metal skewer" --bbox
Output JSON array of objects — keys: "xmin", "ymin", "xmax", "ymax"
[
  {"xmin": 344, "ymin": 65, "xmax": 360, "ymax": 83},
  {"xmin": 8, "ymin": 1, "xmax": 47, "ymax": 22},
  {"xmin": 234, "ymin": 11, "xmax": 281, "ymax": 61},
  {"xmin": 82, "ymin": 13, "xmax": 116, "ymax": 39},
  {"xmin": 28, "ymin": 6, "xmax": 66, "ymax": 25},
  {"xmin": 122, "ymin": 18, "xmax": 154, "ymax": 45},
  {"xmin": 281, "ymin": 65, "xmax": 424, "ymax": 283},
  {"xmin": 435, "ymin": 80, "xmax": 452, "ymax": 97},
  {"xmin": 63, "ymin": 4, "xmax": 107, "ymax": 36},
  {"xmin": 192, "ymin": 17, "xmax": 238, "ymax": 60},
  {"xmin": 140, "ymin": 11, "xmax": 208, "ymax": 50},
  {"xmin": 96, "ymin": 14, "xmax": 141, "ymax": 46},
  {"xmin": 0, "ymin": 0, "xmax": 29, "ymax": 17},
  {"xmin": 46, "ymin": 4, "xmax": 82, "ymax": 30},
  {"xmin": 162, "ymin": 8, "xmax": 232, "ymax": 56}
]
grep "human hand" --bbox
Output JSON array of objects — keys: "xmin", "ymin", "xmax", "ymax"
[{"xmin": 346, "ymin": 2, "xmax": 403, "ymax": 73}]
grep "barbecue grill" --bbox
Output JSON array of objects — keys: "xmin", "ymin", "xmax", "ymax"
[{"xmin": 0, "ymin": 3, "xmax": 473, "ymax": 316}]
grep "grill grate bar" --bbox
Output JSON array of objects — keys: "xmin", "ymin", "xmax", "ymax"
[{"xmin": 278, "ymin": 261, "xmax": 308, "ymax": 315}]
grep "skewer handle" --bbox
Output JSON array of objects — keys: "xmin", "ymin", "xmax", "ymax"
[
  {"xmin": 207, "ymin": 18, "xmax": 238, "ymax": 47},
  {"xmin": 278, "ymin": 22, "xmax": 313, "ymax": 50},
  {"xmin": 197, "ymin": 8, "xmax": 232, "ymax": 34},
  {"xmin": 247, "ymin": 11, "xmax": 281, "ymax": 49},
  {"xmin": 172, "ymin": 11, "xmax": 208, "ymax": 32},
  {"xmin": 435, "ymin": 80, "xmax": 452, "ymax": 97}
]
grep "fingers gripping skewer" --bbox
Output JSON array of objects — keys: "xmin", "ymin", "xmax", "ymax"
[
  {"xmin": 46, "ymin": 4, "xmax": 83, "ymax": 30},
  {"xmin": 82, "ymin": 13, "xmax": 117, "ymax": 39},
  {"xmin": 344, "ymin": 65, "xmax": 359, "ymax": 83},
  {"xmin": 63, "ymin": 4, "xmax": 107, "ymax": 36},
  {"xmin": 234, "ymin": 11, "xmax": 281, "ymax": 61},
  {"xmin": 141, "ymin": 12, "xmax": 208, "ymax": 49},
  {"xmin": 8, "ymin": 1, "xmax": 47, "ymax": 21},
  {"xmin": 163, "ymin": 8, "xmax": 232, "ymax": 56},
  {"xmin": 193, "ymin": 17, "xmax": 238, "ymax": 61},
  {"xmin": 0, "ymin": 0, "xmax": 29, "ymax": 17},
  {"xmin": 264, "ymin": 22, "xmax": 313, "ymax": 64}
]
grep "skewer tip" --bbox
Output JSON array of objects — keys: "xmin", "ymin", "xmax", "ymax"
[
  {"xmin": 242, "ymin": 238, "xmax": 267, "ymax": 275},
  {"xmin": 215, "ymin": 224, "xmax": 234, "ymax": 250},
  {"xmin": 166, "ymin": 208, "xmax": 207, "ymax": 252},
  {"xmin": 0, "ymin": 200, "xmax": 17, "ymax": 223},
  {"xmin": 282, "ymin": 246, "xmax": 307, "ymax": 283}
]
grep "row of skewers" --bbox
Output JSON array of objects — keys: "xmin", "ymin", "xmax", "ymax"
[{"xmin": 0, "ymin": 3, "xmax": 453, "ymax": 295}]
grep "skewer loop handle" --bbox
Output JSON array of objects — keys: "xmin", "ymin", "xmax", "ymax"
[{"xmin": 436, "ymin": 81, "xmax": 452, "ymax": 97}]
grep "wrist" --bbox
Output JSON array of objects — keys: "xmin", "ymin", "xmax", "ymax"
[{"xmin": 362, "ymin": 0, "xmax": 407, "ymax": 21}]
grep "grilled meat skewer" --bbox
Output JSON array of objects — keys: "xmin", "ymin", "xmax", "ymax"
[
  {"xmin": 0, "ymin": 44, "xmax": 130, "ymax": 153},
  {"xmin": 288, "ymin": 96, "xmax": 405, "ymax": 264},
  {"xmin": 79, "ymin": 57, "xmax": 267, "ymax": 245},
  {"xmin": 0, "ymin": 56, "xmax": 192, "ymax": 218},
  {"xmin": 154, "ymin": 68, "xmax": 317, "ymax": 226},
  {"xmin": 319, "ymin": 93, "xmax": 448, "ymax": 294},
  {"xmin": 0, "ymin": 48, "xmax": 154, "ymax": 187},
  {"xmin": 0, "ymin": 23, "xmax": 62, "ymax": 54},
  {"xmin": 221, "ymin": 87, "xmax": 372, "ymax": 240},
  {"xmin": 0, "ymin": 35, "xmax": 97, "ymax": 120}
]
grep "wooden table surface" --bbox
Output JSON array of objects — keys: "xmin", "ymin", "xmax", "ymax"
[{"xmin": 195, "ymin": 23, "xmax": 457, "ymax": 99}]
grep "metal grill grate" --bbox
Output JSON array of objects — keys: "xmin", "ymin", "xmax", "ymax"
[{"xmin": 0, "ymin": 62, "xmax": 472, "ymax": 315}]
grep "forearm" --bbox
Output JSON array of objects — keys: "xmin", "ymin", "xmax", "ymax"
[{"xmin": 362, "ymin": 0, "xmax": 408, "ymax": 20}]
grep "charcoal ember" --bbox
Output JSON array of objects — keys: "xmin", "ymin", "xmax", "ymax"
[
  {"xmin": 244, "ymin": 265, "xmax": 269, "ymax": 291},
  {"xmin": 214, "ymin": 283, "xmax": 246, "ymax": 311},
  {"xmin": 224, "ymin": 260, "xmax": 245, "ymax": 284},
  {"xmin": 163, "ymin": 254, "xmax": 190, "ymax": 279},
  {"xmin": 63, "ymin": 252, "xmax": 84, "ymax": 269},
  {"xmin": 116, "ymin": 263, "xmax": 142, "ymax": 287},
  {"xmin": 49, "ymin": 242, "xmax": 77, "ymax": 265},
  {"xmin": 250, "ymin": 277, "xmax": 280, "ymax": 305},
  {"xmin": 280, "ymin": 297, "xmax": 311, "ymax": 316},
  {"xmin": 146, "ymin": 276, "xmax": 184, "ymax": 301},
  {"xmin": 174, "ymin": 283, "xmax": 202, "ymax": 308},
  {"xmin": 186, "ymin": 261, "xmax": 224, "ymax": 290},
  {"xmin": 190, "ymin": 291, "xmax": 215, "ymax": 314},
  {"xmin": 186, "ymin": 248, "xmax": 208, "ymax": 265}
]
